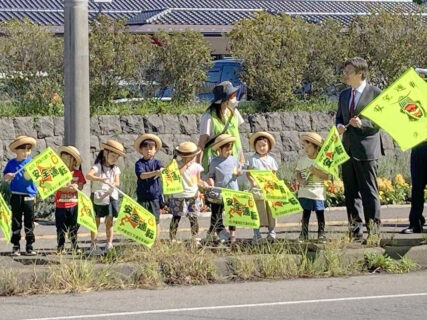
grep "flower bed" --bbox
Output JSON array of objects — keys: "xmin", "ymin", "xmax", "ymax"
[{"xmin": 323, "ymin": 174, "xmax": 414, "ymax": 207}]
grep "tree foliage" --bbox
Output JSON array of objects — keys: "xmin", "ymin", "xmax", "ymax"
[
  {"xmin": 89, "ymin": 16, "xmax": 141, "ymax": 107},
  {"xmin": 0, "ymin": 19, "xmax": 63, "ymax": 111},
  {"xmin": 229, "ymin": 11, "xmax": 426, "ymax": 109},
  {"xmin": 154, "ymin": 30, "xmax": 212, "ymax": 103},
  {"xmin": 229, "ymin": 12, "xmax": 308, "ymax": 108},
  {"xmin": 347, "ymin": 10, "xmax": 427, "ymax": 88}
]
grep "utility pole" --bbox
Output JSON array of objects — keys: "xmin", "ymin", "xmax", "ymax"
[{"xmin": 63, "ymin": 0, "xmax": 90, "ymax": 182}]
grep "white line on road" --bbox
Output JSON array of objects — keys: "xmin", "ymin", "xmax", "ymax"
[{"xmin": 22, "ymin": 292, "xmax": 427, "ymax": 320}]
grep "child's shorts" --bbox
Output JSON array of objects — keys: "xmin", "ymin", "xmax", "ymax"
[
  {"xmin": 169, "ymin": 197, "xmax": 200, "ymax": 218},
  {"xmin": 138, "ymin": 199, "xmax": 161, "ymax": 224},
  {"xmin": 94, "ymin": 200, "xmax": 119, "ymax": 218},
  {"xmin": 299, "ymin": 197, "xmax": 326, "ymax": 211}
]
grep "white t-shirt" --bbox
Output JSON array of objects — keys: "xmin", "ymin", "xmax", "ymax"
[
  {"xmin": 246, "ymin": 153, "xmax": 279, "ymax": 171},
  {"xmin": 172, "ymin": 161, "xmax": 204, "ymax": 199},
  {"xmin": 91, "ymin": 163, "xmax": 121, "ymax": 205},
  {"xmin": 295, "ymin": 156, "xmax": 326, "ymax": 201},
  {"xmin": 199, "ymin": 108, "xmax": 244, "ymax": 137}
]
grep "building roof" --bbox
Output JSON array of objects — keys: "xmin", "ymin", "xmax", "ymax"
[{"xmin": 0, "ymin": 0, "xmax": 424, "ymax": 30}]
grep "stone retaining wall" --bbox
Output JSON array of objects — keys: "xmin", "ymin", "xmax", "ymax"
[{"xmin": 0, "ymin": 112, "xmax": 397, "ymax": 168}]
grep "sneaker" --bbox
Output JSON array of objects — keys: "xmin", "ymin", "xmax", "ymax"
[
  {"xmin": 298, "ymin": 233, "xmax": 308, "ymax": 243},
  {"xmin": 57, "ymin": 246, "xmax": 66, "ymax": 255},
  {"xmin": 205, "ymin": 232, "xmax": 218, "ymax": 243},
  {"xmin": 71, "ymin": 245, "xmax": 82, "ymax": 255},
  {"xmin": 89, "ymin": 243, "xmax": 102, "ymax": 255},
  {"xmin": 230, "ymin": 236, "xmax": 237, "ymax": 244},
  {"xmin": 267, "ymin": 230, "xmax": 277, "ymax": 241},
  {"xmin": 105, "ymin": 243, "xmax": 114, "ymax": 251},
  {"xmin": 11, "ymin": 246, "xmax": 20, "ymax": 257},
  {"xmin": 25, "ymin": 246, "xmax": 37, "ymax": 256},
  {"xmin": 218, "ymin": 229, "xmax": 230, "ymax": 243},
  {"xmin": 192, "ymin": 237, "xmax": 202, "ymax": 247},
  {"xmin": 318, "ymin": 232, "xmax": 327, "ymax": 243},
  {"xmin": 171, "ymin": 239, "xmax": 182, "ymax": 244},
  {"xmin": 252, "ymin": 234, "xmax": 263, "ymax": 244}
]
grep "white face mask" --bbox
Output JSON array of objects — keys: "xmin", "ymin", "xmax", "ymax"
[{"xmin": 228, "ymin": 97, "xmax": 238, "ymax": 109}]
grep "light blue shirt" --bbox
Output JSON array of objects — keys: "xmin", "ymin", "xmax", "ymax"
[{"xmin": 208, "ymin": 155, "xmax": 240, "ymax": 190}]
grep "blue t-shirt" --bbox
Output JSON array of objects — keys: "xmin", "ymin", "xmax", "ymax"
[
  {"xmin": 207, "ymin": 155, "xmax": 240, "ymax": 190},
  {"xmin": 3, "ymin": 158, "xmax": 37, "ymax": 196},
  {"xmin": 135, "ymin": 157, "xmax": 163, "ymax": 201}
]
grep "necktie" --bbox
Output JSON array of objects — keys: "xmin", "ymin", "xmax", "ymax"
[{"xmin": 349, "ymin": 89, "xmax": 356, "ymax": 118}]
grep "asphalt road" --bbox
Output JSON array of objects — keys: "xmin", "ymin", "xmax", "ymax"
[{"xmin": 1, "ymin": 270, "xmax": 427, "ymax": 320}]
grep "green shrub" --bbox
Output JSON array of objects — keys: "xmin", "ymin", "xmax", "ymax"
[
  {"xmin": 348, "ymin": 10, "xmax": 427, "ymax": 88},
  {"xmin": 155, "ymin": 30, "xmax": 213, "ymax": 103},
  {"xmin": 89, "ymin": 16, "xmax": 147, "ymax": 110},
  {"xmin": 0, "ymin": 19, "xmax": 63, "ymax": 109},
  {"xmin": 229, "ymin": 12, "xmax": 309, "ymax": 108}
]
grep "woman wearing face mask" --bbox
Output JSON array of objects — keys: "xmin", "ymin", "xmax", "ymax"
[
  {"xmin": 197, "ymin": 81, "xmax": 245, "ymax": 243},
  {"xmin": 198, "ymin": 81, "xmax": 245, "ymax": 172}
]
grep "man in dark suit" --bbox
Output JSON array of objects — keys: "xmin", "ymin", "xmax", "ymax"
[{"xmin": 336, "ymin": 57, "xmax": 383, "ymax": 240}]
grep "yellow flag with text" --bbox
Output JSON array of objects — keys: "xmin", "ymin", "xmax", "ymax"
[
  {"xmin": 222, "ymin": 189, "xmax": 260, "ymax": 228},
  {"xmin": 249, "ymin": 170, "xmax": 283, "ymax": 201},
  {"xmin": 361, "ymin": 68, "xmax": 427, "ymax": 151},
  {"xmin": 0, "ymin": 194, "xmax": 12, "ymax": 243},
  {"xmin": 268, "ymin": 180, "xmax": 302, "ymax": 218},
  {"xmin": 161, "ymin": 159, "xmax": 184, "ymax": 195},
  {"xmin": 114, "ymin": 195, "xmax": 156, "ymax": 248},
  {"xmin": 77, "ymin": 191, "xmax": 97, "ymax": 234},
  {"xmin": 315, "ymin": 126, "xmax": 349, "ymax": 178},
  {"xmin": 25, "ymin": 147, "xmax": 72, "ymax": 199}
]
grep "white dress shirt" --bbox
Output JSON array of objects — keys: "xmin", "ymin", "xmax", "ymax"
[{"xmin": 349, "ymin": 80, "xmax": 367, "ymax": 111}]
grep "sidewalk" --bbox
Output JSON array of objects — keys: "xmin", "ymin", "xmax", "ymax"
[{"xmin": 1, "ymin": 205, "xmax": 426, "ymax": 268}]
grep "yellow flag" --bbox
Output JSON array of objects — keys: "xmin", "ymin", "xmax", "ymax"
[
  {"xmin": 77, "ymin": 191, "xmax": 97, "ymax": 234},
  {"xmin": 249, "ymin": 170, "xmax": 283, "ymax": 201},
  {"xmin": 161, "ymin": 159, "xmax": 184, "ymax": 195},
  {"xmin": 0, "ymin": 194, "xmax": 12, "ymax": 243},
  {"xmin": 222, "ymin": 189, "xmax": 260, "ymax": 228},
  {"xmin": 114, "ymin": 195, "xmax": 156, "ymax": 248},
  {"xmin": 25, "ymin": 147, "xmax": 73, "ymax": 200},
  {"xmin": 315, "ymin": 126, "xmax": 350, "ymax": 178},
  {"xmin": 268, "ymin": 180, "xmax": 302, "ymax": 218},
  {"xmin": 361, "ymin": 68, "xmax": 427, "ymax": 151}
]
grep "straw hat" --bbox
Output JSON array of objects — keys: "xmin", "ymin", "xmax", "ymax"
[
  {"xmin": 9, "ymin": 135, "xmax": 37, "ymax": 152},
  {"xmin": 249, "ymin": 132, "xmax": 276, "ymax": 150},
  {"xmin": 300, "ymin": 132, "xmax": 323, "ymax": 147},
  {"xmin": 100, "ymin": 139, "xmax": 125, "ymax": 157},
  {"xmin": 58, "ymin": 146, "xmax": 82, "ymax": 167},
  {"xmin": 175, "ymin": 141, "xmax": 201, "ymax": 157},
  {"xmin": 211, "ymin": 134, "xmax": 237, "ymax": 152},
  {"xmin": 134, "ymin": 134, "xmax": 162, "ymax": 153}
]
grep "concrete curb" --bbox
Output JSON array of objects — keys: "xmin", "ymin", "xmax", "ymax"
[{"xmin": 157, "ymin": 204, "xmax": 414, "ymax": 220}]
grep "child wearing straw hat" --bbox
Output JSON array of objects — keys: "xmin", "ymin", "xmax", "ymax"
[
  {"xmin": 86, "ymin": 139, "xmax": 125, "ymax": 253},
  {"xmin": 206, "ymin": 134, "xmax": 242, "ymax": 243},
  {"xmin": 54, "ymin": 146, "xmax": 86, "ymax": 254},
  {"xmin": 3, "ymin": 135, "xmax": 38, "ymax": 256},
  {"xmin": 169, "ymin": 141, "xmax": 208, "ymax": 245},
  {"xmin": 134, "ymin": 134, "xmax": 164, "ymax": 235},
  {"xmin": 296, "ymin": 132, "xmax": 329, "ymax": 242},
  {"xmin": 246, "ymin": 132, "xmax": 279, "ymax": 243}
]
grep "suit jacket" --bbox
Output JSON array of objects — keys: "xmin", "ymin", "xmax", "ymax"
[{"xmin": 336, "ymin": 84, "xmax": 384, "ymax": 161}]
